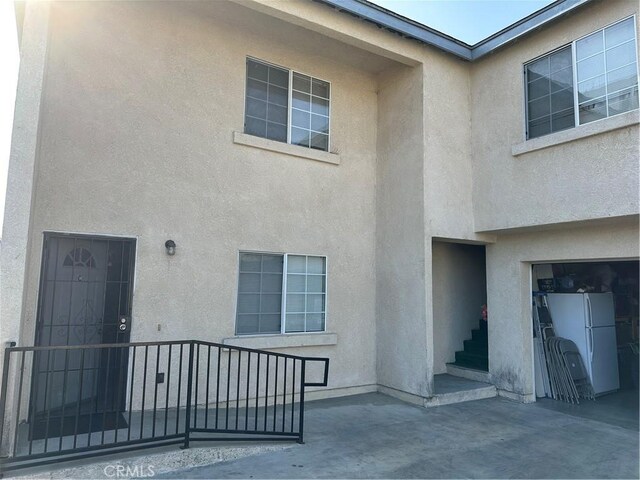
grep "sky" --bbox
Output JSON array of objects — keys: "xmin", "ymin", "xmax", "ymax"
[
  {"xmin": 0, "ymin": 0, "xmax": 554, "ymax": 234},
  {"xmin": 370, "ymin": 0, "xmax": 555, "ymax": 44}
]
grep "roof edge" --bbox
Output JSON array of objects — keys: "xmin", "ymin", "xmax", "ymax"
[
  {"xmin": 314, "ymin": 0, "xmax": 473, "ymax": 60},
  {"xmin": 316, "ymin": 0, "xmax": 593, "ymax": 61},
  {"xmin": 471, "ymin": 0, "xmax": 591, "ymax": 59}
]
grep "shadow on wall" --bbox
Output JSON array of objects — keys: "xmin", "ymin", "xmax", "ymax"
[{"xmin": 432, "ymin": 241, "xmax": 487, "ymax": 375}]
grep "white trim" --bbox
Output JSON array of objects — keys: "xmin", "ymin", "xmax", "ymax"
[
  {"xmin": 572, "ymin": 40, "xmax": 579, "ymax": 126},
  {"xmin": 601, "ymin": 29, "xmax": 610, "ymax": 120},
  {"xmin": 521, "ymin": 64, "xmax": 528, "ymax": 139},
  {"xmin": 281, "ymin": 254, "xmax": 288, "ymax": 334},
  {"xmin": 286, "ymin": 69, "xmax": 293, "ymax": 144}
]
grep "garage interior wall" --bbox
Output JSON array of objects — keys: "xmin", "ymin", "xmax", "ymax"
[{"xmin": 432, "ymin": 240, "xmax": 487, "ymax": 374}]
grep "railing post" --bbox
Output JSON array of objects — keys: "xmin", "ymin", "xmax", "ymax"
[
  {"xmin": 181, "ymin": 341, "xmax": 195, "ymax": 449},
  {"xmin": 0, "ymin": 347, "xmax": 12, "ymax": 457},
  {"xmin": 297, "ymin": 360, "xmax": 305, "ymax": 444}
]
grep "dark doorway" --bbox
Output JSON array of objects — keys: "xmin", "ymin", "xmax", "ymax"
[{"xmin": 30, "ymin": 233, "xmax": 136, "ymax": 439}]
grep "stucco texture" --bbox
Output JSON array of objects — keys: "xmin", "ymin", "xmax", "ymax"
[
  {"xmin": 486, "ymin": 219, "xmax": 639, "ymax": 396},
  {"xmin": 3, "ymin": 0, "xmax": 640, "ymax": 415},
  {"xmin": 470, "ymin": 0, "xmax": 640, "ymax": 233},
  {"xmin": 20, "ymin": 0, "xmax": 394, "ymax": 396},
  {"xmin": 375, "ymin": 64, "xmax": 428, "ymax": 397}
]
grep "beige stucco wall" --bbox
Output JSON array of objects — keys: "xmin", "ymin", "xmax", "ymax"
[
  {"xmin": 3, "ymin": 0, "xmax": 639, "ymax": 425},
  {"xmin": 424, "ymin": 47, "xmax": 491, "ymax": 243},
  {"xmin": 0, "ymin": 1, "xmax": 49, "ymax": 351},
  {"xmin": 18, "ymin": 0, "xmax": 393, "ymax": 397},
  {"xmin": 470, "ymin": 0, "xmax": 640, "ymax": 233},
  {"xmin": 486, "ymin": 219, "xmax": 639, "ymax": 398},
  {"xmin": 0, "ymin": 0, "xmax": 51, "ymax": 456},
  {"xmin": 432, "ymin": 241, "xmax": 487, "ymax": 375},
  {"xmin": 375, "ymin": 64, "xmax": 429, "ymax": 397}
]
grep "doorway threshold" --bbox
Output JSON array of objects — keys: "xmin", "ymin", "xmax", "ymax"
[
  {"xmin": 445, "ymin": 363, "xmax": 490, "ymax": 383},
  {"xmin": 426, "ymin": 374, "xmax": 496, "ymax": 407}
]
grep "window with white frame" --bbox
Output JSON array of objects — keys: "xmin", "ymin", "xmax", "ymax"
[
  {"xmin": 525, "ymin": 17, "xmax": 638, "ymax": 139},
  {"xmin": 244, "ymin": 58, "xmax": 330, "ymax": 152},
  {"xmin": 235, "ymin": 252, "xmax": 326, "ymax": 335}
]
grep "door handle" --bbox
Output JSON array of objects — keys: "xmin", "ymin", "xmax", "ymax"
[{"xmin": 588, "ymin": 328, "xmax": 594, "ymax": 365}]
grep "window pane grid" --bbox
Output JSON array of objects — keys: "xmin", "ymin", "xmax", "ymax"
[
  {"xmin": 576, "ymin": 38, "xmax": 635, "ymax": 64},
  {"xmin": 579, "ymin": 84, "xmax": 639, "ymax": 107},
  {"xmin": 236, "ymin": 253, "xmax": 283, "ymax": 335},
  {"xmin": 284, "ymin": 255, "xmax": 326, "ymax": 333},
  {"xmin": 291, "ymin": 89, "xmax": 330, "ymax": 101},
  {"xmin": 245, "ymin": 58, "xmax": 330, "ymax": 152},
  {"xmin": 526, "ymin": 46, "xmax": 574, "ymax": 138},
  {"xmin": 244, "ymin": 114, "xmax": 287, "ymax": 128},
  {"xmin": 245, "ymin": 59, "xmax": 289, "ymax": 143},
  {"xmin": 237, "ymin": 253, "xmax": 326, "ymax": 335},
  {"xmin": 525, "ymin": 17, "xmax": 638, "ymax": 138},
  {"xmin": 576, "ymin": 17, "xmax": 638, "ymax": 125}
]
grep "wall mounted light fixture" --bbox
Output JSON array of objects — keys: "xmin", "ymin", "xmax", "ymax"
[{"xmin": 165, "ymin": 240, "xmax": 176, "ymax": 256}]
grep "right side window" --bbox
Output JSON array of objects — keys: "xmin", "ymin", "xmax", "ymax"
[{"xmin": 525, "ymin": 17, "xmax": 639, "ymax": 140}]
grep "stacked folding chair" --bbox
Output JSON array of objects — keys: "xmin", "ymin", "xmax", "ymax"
[
  {"xmin": 534, "ymin": 295, "xmax": 595, "ymax": 404},
  {"xmin": 558, "ymin": 339, "xmax": 595, "ymax": 401},
  {"xmin": 532, "ymin": 295, "xmax": 552, "ymax": 397}
]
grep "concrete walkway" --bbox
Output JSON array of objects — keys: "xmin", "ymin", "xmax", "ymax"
[{"xmin": 158, "ymin": 393, "xmax": 638, "ymax": 479}]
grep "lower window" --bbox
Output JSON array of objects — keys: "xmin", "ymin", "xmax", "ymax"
[{"xmin": 235, "ymin": 252, "xmax": 327, "ymax": 335}]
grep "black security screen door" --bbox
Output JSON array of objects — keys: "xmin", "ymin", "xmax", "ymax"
[{"xmin": 30, "ymin": 233, "xmax": 136, "ymax": 439}]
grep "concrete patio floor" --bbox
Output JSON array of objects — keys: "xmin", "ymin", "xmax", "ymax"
[
  {"xmin": 158, "ymin": 392, "xmax": 639, "ymax": 479},
  {"xmin": 9, "ymin": 392, "xmax": 639, "ymax": 479}
]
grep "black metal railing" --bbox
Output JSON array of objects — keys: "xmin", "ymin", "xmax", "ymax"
[{"xmin": 0, "ymin": 340, "xmax": 329, "ymax": 473}]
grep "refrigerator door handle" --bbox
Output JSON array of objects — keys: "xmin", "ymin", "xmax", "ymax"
[
  {"xmin": 587, "ymin": 327, "xmax": 594, "ymax": 364},
  {"xmin": 585, "ymin": 294, "xmax": 593, "ymax": 328}
]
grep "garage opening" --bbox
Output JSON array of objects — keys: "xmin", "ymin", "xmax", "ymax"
[{"xmin": 532, "ymin": 260, "xmax": 639, "ymax": 429}]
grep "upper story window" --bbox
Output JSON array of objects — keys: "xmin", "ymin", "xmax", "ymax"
[
  {"xmin": 235, "ymin": 252, "xmax": 327, "ymax": 335},
  {"xmin": 244, "ymin": 58, "xmax": 330, "ymax": 152},
  {"xmin": 525, "ymin": 17, "xmax": 638, "ymax": 140}
]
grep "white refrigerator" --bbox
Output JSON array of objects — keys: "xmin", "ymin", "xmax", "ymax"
[{"xmin": 546, "ymin": 293, "xmax": 619, "ymax": 395}]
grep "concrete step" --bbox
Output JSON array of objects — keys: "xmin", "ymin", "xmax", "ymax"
[
  {"xmin": 471, "ymin": 328, "xmax": 488, "ymax": 342},
  {"xmin": 446, "ymin": 363, "xmax": 491, "ymax": 383},
  {"xmin": 426, "ymin": 374, "xmax": 496, "ymax": 407},
  {"xmin": 454, "ymin": 351, "xmax": 488, "ymax": 371},
  {"xmin": 463, "ymin": 338, "xmax": 488, "ymax": 355}
]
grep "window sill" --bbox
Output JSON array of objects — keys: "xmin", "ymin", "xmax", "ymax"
[
  {"xmin": 512, "ymin": 110, "xmax": 639, "ymax": 157},
  {"xmin": 222, "ymin": 332, "xmax": 338, "ymax": 350},
  {"xmin": 233, "ymin": 132, "xmax": 340, "ymax": 165}
]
